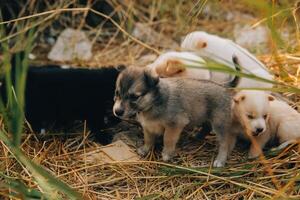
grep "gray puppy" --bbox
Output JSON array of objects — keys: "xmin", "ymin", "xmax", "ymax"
[{"xmin": 113, "ymin": 65, "xmax": 239, "ymax": 167}]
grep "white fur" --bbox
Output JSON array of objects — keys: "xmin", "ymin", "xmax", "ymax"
[
  {"xmin": 181, "ymin": 31, "xmax": 273, "ymax": 88},
  {"xmin": 233, "ymin": 90, "xmax": 271, "ymax": 136},
  {"xmin": 147, "ymin": 51, "xmax": 210, "ymax": 80},
  {"xmin": 232, "ymin": 91, "xmax": 300, "ymax": 158},
  {"xmin": 267, "ymin": 100, "xmax": 300, "ymax": 142}
]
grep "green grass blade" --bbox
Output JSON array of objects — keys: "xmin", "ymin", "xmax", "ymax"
[
  {"xmin": 0, "ymin": 172, "xmax": 44, "ymax": 199},
  {"xmin": 0, "ymin": 130, "xmax": 82, "ymax": 199},
  {"xmin": 0, "ymin": 24, "xmax": 82, "ymax": 199},
  {"xmin": 184, "ymin": 59, "xmax": 300, "ymax": 94}
]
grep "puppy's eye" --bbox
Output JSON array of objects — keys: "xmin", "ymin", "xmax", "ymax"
[
  {"xmin": 129, "ymin": 93, "xmax": 140, "ymax": 101},
  {"xmin": 115, "ymin": 90, "xmax": 120, "ymax": 97},
  {"xmin": 247, "ymin": 114, "xmax": 254, "ymax": 119},
  {"xmin": 263, "ymin": 114, "xmax": 268, "ymax": 119}
]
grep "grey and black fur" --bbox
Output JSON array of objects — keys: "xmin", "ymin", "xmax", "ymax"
[
  {"xmin": 196, "ymin": 55, "xmax": 241, "ymax": 139},
  {"xmin": 113, "ymin": 64, "xmax": 240, "ymax": 167}
]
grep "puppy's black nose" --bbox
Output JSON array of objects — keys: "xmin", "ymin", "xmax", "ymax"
[
  {"xmin": 255, "ymin": 128, "xmax": 264, "ymax": 134},
  {"xmin": 114, "ymin": 108, "xmax": 124, "ymax": 116}
]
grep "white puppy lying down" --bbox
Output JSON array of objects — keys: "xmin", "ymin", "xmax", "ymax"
[
  {"xmin": 261, "ymin": 100, "xmax": 300, "ymax": 151},
  {"xmin": 232, "ymin": 90, "xmax": 300, "ymax": 158},
  {"xmin": 181, "ymin": 31, "xmax": 273, "ymax": 89},
  {"xmin": 147, "ymin": 51, "xmax": 210, "ymax": 80}
]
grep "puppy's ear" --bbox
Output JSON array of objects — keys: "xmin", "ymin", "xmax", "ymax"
[
  {"xmin": 233, "ymin": 95, "xmax": 245, "ymax": 104},
  {"xmin": 196, "ymin": 41, "xmax": 207, "ymax": 48},
  {"xmin": 166, "ymin": 60, "xmax": 185, "ymax": 76},
  {"xmin": 268, "ymin": 95, "xmax": 275, "ymax": 101},
  {"xmin": 154, "ymin": 64, "xmax": 166, "ymax": 77},
  {"xmin": 143, "ymin": 70, "xmax": 159, "ymax": 88},
  {"xmin": 116, "ymin": 64, "xmax": 126, "ymax": 72}
]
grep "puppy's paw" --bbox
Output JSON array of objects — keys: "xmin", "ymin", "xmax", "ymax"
[
  {"xmin": 161, "ymin": 151, "xmax": 174, "ymax": 162},
  {"xmin": 137, "ymin": 146, "xmax": 150, "ymax": 157},
  {"xmin": 248, "ymin": 151, "xmax": 260, "ymax": 159},
  {"xmin": 248, "ymin": 146, "xmax": 261, "ymax": 159},
  {"xmin": 213, "ymin": 159, "xmax": 225, "ymax": 168}
]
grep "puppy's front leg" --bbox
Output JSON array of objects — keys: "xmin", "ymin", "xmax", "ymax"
[
  {"xmin": 137, "ymin": 129, "xmax": 155, "ymax": 157},
  {"xmin": 162, "ymin": 126, "xmax": 183, "ymax": 162},
  {"xmin": 248, "ymin": 131, "xmax": 271, "ymax": 159},
  {"xmin": 214, "ymin": 133, "xmax": 236, "ymax": 167}
]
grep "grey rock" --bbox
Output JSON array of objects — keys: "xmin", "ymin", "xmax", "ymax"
[
  {"xmin": 48, "ymin": 28, "xmax": 93, "ymax": 62},
  {"xmin": 132, "ymin": 23, "xmax": 179, "ymax": 49},
  {"xmin": 234, "ymin": 24, "xmax": 269, "ymax": 52}
]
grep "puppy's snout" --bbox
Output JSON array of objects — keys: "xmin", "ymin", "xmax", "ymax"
[
  {"xmin": 114, "ymin": 108, "xmax": 124, "ymax": 117},
  {"xmin": 254, "ymin": 127, "xmax": 264, "ymax": 136}
]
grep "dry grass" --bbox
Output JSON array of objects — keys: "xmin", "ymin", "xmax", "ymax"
[
  {"xmin": 1, "ymin": 125, "xmax": 300, "ymax": 199},
  {"xmin": 1, "ymin": 0, "xmax": 300, "ymax": 199}
]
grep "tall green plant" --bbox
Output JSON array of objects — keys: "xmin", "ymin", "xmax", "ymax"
[
  {"xmin": 0, "ymin": 26, "xmax": 81, "ymax": 199},
  {"xmin": 1, "ymin": 30, "xmax": 33, "ymax": 146}
]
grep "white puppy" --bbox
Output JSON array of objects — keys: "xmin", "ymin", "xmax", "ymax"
[
  {"xmin": 232, "ymin": 90, "xmax": 300, "ymax": 158},
  {"xmin": 262, "ymin": 100, "xmax": 300, "ymax": 152},
  {"xmin": 147, "ymin": 51, "xmax": 210, "ymax": 80},
  {"xmin": 232, "ymin": 91, "xmax": 272, "ymax": 133},
  {"xmin": 232, "ymin": 90, "xmax": 273, "ymax": 158},
  {"xmin": 181, "ymin": 31, "xmax": 273, "ymax": 88}
]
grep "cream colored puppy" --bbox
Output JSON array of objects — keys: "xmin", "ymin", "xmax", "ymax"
[
  {"xmin": 232, "ymin": 90, "xmax": 273, "ymax": 158},
  {"xmin": 181, "ymin": 31, "xmax": 273, "ymax": 88},
  {"xmin": 233, "ymin": 91, "xmax": 272, "ymax": 135},
  {"xmin": 233, "ymin": 90, "xmax": 300, "ymax": 158},
  {"xmin": 147, "ymin": 51, "xmax": 210, "ymax": 80},
  {"xmin": 260, "ymin": 100, "xmax": 300, "ymax": 154}
]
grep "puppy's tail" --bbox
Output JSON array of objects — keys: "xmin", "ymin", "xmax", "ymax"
[{"xmin": 225, "ymin": 55, "xmax": 241, "ymax": 88}]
